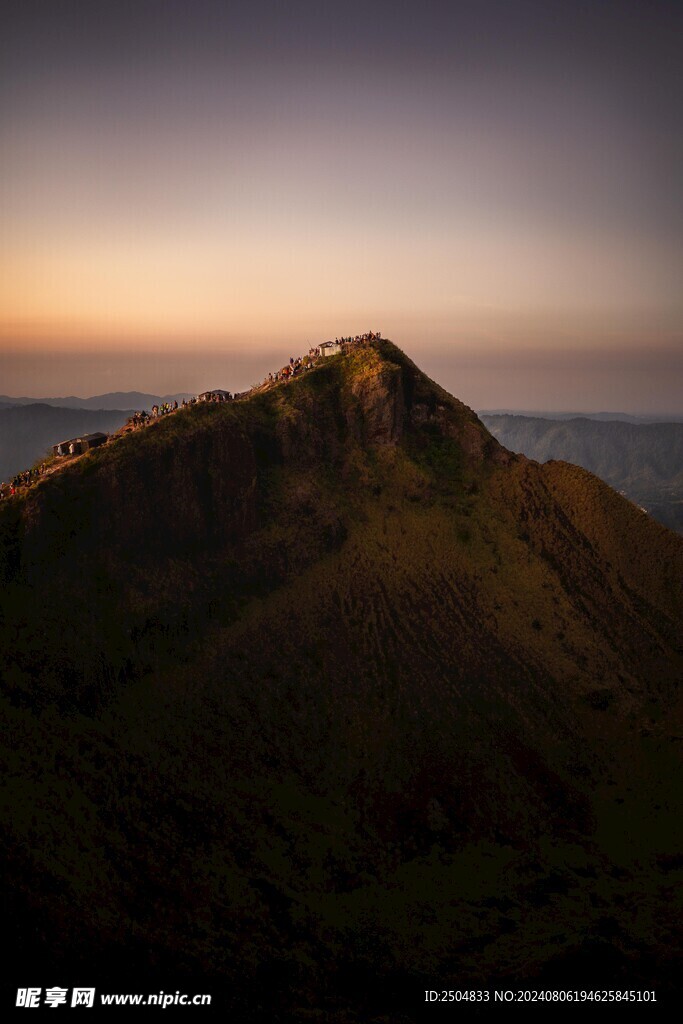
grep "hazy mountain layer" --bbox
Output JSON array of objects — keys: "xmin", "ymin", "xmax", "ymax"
[
  {"xmin": 482, "ymin": 414, "xmax": 683, "ymax": 534},
  {"xmin": 0, "ymin": 404, "xmax": 137, "ymax": 481},
  {"xmin": 0, "ymin": 390, "xmax": 193, "ymax": 410},
  {"xmin": 479, "ymin": 410, "xmax": 683, "ymax": 423},
  {"xmin": 1, "ymin": 342, "xmax": 681, "ymax": 1018}
]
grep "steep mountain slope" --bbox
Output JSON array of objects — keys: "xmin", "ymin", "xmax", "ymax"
[
  {"xmin": 1, "ymin": 341, "xmax": 681, "ymax": 1018},
  {"xmin": 482, "ymin": 413, "xmax": 683, "ymax": 533}
]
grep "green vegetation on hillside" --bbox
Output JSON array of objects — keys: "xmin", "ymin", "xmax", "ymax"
[{"xmin": 1, "ymin": 341, "xmax": 682, "ymax": 1016}]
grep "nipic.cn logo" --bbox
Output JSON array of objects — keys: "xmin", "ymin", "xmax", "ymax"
[{"xmin": 16, "ymin": 987, "xmax": 96, "ymax": 1008}]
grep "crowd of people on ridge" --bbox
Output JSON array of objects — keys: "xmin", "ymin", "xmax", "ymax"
[
  {"xmin": 128, "ymin": 394, "xmax": 237, "ymax": 431},
  {"xmin": 1, "ymin": 462, "xmax": 49, "ymax": 498},
  {"xmin": 263, "ymin": 332, "xmax": 381, "ymax": 385},
  {"xmin": 129, "ymin": 399, "xmax": 180, "ymax": 429},
  {"xmin": 0, "ymin": 331, "xmax": 382, "ymax": 500}
]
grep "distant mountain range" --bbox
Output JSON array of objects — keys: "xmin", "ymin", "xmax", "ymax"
[
  {"xmin": 481, "ymin": 414, "xmax": 683, "ymax": 534},
  {"xmin": 479, "ymin": 409, "xmax": 683, "ymax": 423},
  {"xmin": 0, "ymin": 391, "xmax": 193, "ymax": 411}
]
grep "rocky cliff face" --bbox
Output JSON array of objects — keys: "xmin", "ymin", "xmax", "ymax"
[
  {"xmin": 347, "ymin": 358, "xmax": 405, "ymax": 444},
  {"xmin": 1, "ymin": 340, "xmax": 681, "ymax": 1016}
]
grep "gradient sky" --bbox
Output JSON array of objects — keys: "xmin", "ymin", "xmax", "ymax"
[{"xmin": 1, "ymin": 0, "xmax": 681, "ymax": 411}]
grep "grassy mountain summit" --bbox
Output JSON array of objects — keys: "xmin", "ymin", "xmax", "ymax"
[{"xmin": 1, "ymin": 340, "xmax": 682, "ymax": 1016}]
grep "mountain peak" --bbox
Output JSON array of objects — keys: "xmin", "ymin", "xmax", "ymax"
[{"xmin": 242, "ymin": 336, "xmax": 510, "ymax": 466}]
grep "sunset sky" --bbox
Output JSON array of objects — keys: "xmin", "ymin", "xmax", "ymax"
[{"xmin": 1, "ymin": 1, "xmax": 681, "ymax": 411}]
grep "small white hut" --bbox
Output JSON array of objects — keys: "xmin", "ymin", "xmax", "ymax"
[{"xmin": 198, "ymin": 389, "xmax": 232, "ymax": 402}]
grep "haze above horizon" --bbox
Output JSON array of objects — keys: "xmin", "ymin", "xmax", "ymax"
[{"xmin": 1, "ymin": 1, "xmax": 681, "ymax": 412}]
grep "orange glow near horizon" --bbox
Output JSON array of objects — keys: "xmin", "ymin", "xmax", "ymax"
[
  {"xmin": 1, "ymin": 3, "xmax": 681, "ymax": 410},
  {"xmin": 1, "ymin": 215, "xmax": 680, "ymax": 354}
]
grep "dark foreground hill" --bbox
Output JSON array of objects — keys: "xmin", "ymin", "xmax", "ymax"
[
  {"xmin": 1, "ymin": 341, "xmax": 682, "ymax": 1018},
  {"xmin": 482, "ymin": 413, "xmax": 683, "ymax": 534}
]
